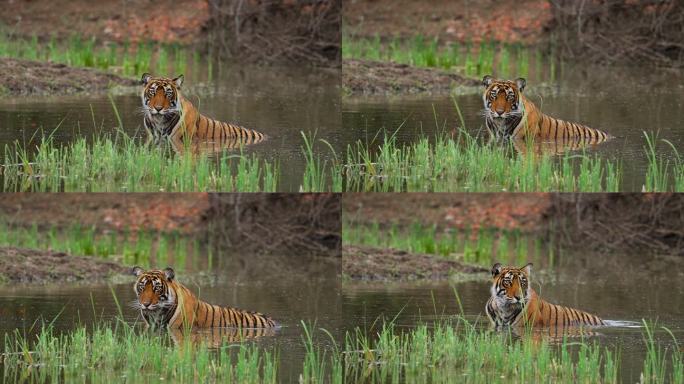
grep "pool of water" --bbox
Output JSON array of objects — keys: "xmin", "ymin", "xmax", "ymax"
[
  {"xmin": 343, "ymin": 64, "xmax": 684, "ymax": 191},
  {"xmin": 342, "ymin": 249, "xmax": 684, "ymax": 382},
  {"xmin": 0, "ymin": 64, "xmax": 341, "ymax": 192},
  {"xmin": 0, "ymin": 251, "xmax": 342, "ymax": 382}
]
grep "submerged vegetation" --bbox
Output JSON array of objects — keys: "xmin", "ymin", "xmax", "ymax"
[
  {"xmin": 343, "ymin": 221, "xmax": 552, "ymax": 268},
  {"xmin": 343, "ymin": 318, "xmax": 683, "ymax": 384}
]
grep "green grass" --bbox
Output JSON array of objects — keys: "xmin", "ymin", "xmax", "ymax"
[
  {"xmin": 643, "ymin": 131, "xmax": 684, "ymax": 192},
  {"xmin": 342, "ymin": 34, "xmax": 556, "ymax": 80},
  {"xmin": 0, "ymin": 29, "xmax": 191, "ymax": 78},
  {"xmin": 0, "ymin": 221, "xmax": 208, "ymax": 270},
  {"xmin": 343, "ymin": 221, "xmax": 553, "ymax": 268},
  {"xmin": 1, "ymin": 132, "xmax": 279, "ymax": 192},
  {"xmin": 2, "ymin": 321, "xmax": 340, "ymax": 383},
  {"xmin": 342, "ymin": 318, "xmax": 682, "ymax": 384},
  {"xmin": 342, "ymin": 127, "xmax": 622, "ymax": 192}
]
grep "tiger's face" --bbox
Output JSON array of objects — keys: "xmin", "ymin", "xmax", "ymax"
[
  {"xmin": 490, "ymin": 263, "xmax": 532, "ymax": 305},
  {"xmin": 482, "ymin": 75, "xmax": 526, "ymax": 120},
  {"xmin": 132, "ymin": 267, "xmax": 176, "ymax": 312},
  {"xmin": 140, "ymin": 73, "xmax": 184, "ymax": 118}
]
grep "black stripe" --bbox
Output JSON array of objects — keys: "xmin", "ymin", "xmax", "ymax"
[
  {"xmin": 553, "ymin": 304, "xmax": 559, "ymax": 328},
  {"xmin": 229, "ymin": 308, "xmax": 237, "ymax": 327}
]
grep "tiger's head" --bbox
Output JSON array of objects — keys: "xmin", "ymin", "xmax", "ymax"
[
  {"xmin": 482, "ymin": 75, "xmax": 526, "ymax": 121},
  {"xmin": 132, "ymin": 266, "xmax": 177, "ymax": 312},
  {"xmin": 140, "ymin": 73, "xmax": 184, "ymax": 118},
  {"xmin": 490, "ymin": 263, "xmax": 533, "ymax": 305}
]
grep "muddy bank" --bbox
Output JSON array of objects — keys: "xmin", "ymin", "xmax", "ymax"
[
  {"xmin": 343, "ymin": 193, "xmax": 551, "ymax": 232},
  {"xmin": 343, "ymin": 245, "xmax": 487, "ymax": 281},
  {"xmin": 0, "ymin": 194, "xmax": 210, "ymax": 234},
  {"xmin": 343, "ymin": 59, "xmax": 479, "ymax": 96},
  {"xmin": 343, "ymin": 0, "xmax": 550, "ymax": 45},
  {"xmin": 0, "ymin": 246, "xmax": 128, "ymax": 284},
  {"xmin": 0, "ymin": 58, "xmax": 137, "ymax": 96}
]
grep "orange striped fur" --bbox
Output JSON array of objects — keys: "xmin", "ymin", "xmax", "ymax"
[
  {"xmin": 485, "ymin": 263, "xmax": 604, "ymax": 329},
  {"xmin": 140, "ymin": 73, "xmax": 266, "ymax": 145},
  {"xmin": 132, "ymin": 267, "xmax": 277, "ymax": 330},
  {"xmin": 482, "ymin": 76, "xmax": 611, "ymax": 144}
]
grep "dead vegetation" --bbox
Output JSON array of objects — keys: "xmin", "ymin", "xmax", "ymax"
[
  {"xmin": 204, "ymin": 193, "xmax": 341, "ymax": 255},
  {"xmin": 549, "ymin": 194, "xmax": 684, "ymax": 256},
  {"xmin": 548, "ymin": 0, "xmax": 684, "ymax": 66},
  {"xmin": 205, "ymin": 0, "xmax": 341, "ymax": 66}
]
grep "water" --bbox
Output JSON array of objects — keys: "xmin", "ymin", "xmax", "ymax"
[
  {"xmin": 0, "ymin": 251, "xmax": 342, "ymax": 382},
  {"xmin": 342, "ymin": 249, "xmax": 684, "ymax": 382},
  {"xmin": 343, "ymin": 64, "xmax": 684, "ymax": 191},
  {"xmin": 0, "ymin": 64, "xmax": 341, "ymax": 192}
]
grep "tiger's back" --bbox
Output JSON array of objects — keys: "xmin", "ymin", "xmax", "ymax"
[
  {"xmin": 132, "ymin": 267, "xmax": 277, "ymax": 330},
  {"xmin": 482, "ymin": 75, "xmax": 612, "ymax": 145},
  {"xmin": 485, "ymin": 263, "xmax": 604, "ymax": 329},
  {"xmin": 140, "ymin": 73, "xmax": 266, "ymax": 146}
]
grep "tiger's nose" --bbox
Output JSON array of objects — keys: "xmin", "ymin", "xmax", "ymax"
[
  {"xmin": 154, "ymin": 105, "xmax": 163, "ymax": 112},
  {"xmin": 495, "ymin": 108, "xmax": 505, "ymax": 116}
]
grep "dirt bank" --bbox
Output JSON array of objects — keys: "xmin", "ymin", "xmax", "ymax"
[
  {"xmin": 0, "ymin": 58, "xmax": 137, "ymax": 96},
  {"xmin": 0, "ymin": 194, "xmax": 211, "ymax": 234},
  {"xmin": 1, "ymin": 0, "xmax": 207, "ymax": 44},
  {"xmin": 343, "ymin": 193, "xmax": 551, "ymax": 233},
  {"xmin": 0, "ymin": 246, "xmax": 128, "ymax": 284},
  {"xmin": 343, "ymin": 0, "xmax": 551, "ymax": 44},
  {"xmin": 343, "ymin": 245, "xmax": 487, "ymax": 281},
  {"xmin": 343, "ymin": 59, "xmax": 479, "ymax": 96}
]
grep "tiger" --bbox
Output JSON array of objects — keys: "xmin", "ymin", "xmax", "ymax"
[
  {"xmin": 132, "ymin": 267, "xmax": 278, "ymax": 330},
  {"xmin": 485, "ymin": 263, "xmax": 605, "ymax": 329},
  {"xmin": 481, "ymin": 75, "xmax": 612, "ymax": 145},
  {"xmin": 140, "ymin": 73, "xmax": 266, "ymax": 147}
]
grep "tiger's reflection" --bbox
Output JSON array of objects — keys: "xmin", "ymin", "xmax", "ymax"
[
  {"xmin": 168, "ymin": 326, "xmax": 278, "ymax": 348},
  {"xmin": 148, "ymin": 134, "xmax": 266, "ymax": 157}
]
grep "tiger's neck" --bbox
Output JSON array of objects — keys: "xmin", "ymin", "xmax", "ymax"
[
  {"xmin": 141, "ymin": 301, "xmax": 178, "ymax": 330},
  {"xmin": 486, "ymin": 297, "xmax": 525, "ymax": 327},
  {"xmin": 485, "ymin": 99, "xmax": 526, "ymax": 138}
]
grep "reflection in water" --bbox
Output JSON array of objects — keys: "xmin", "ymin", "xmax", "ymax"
[
  {"xmin": 501, "ymin": 136, "xmax": 615, "ymax": 156},
  {"xmin": 151, "ymin": 134, "xmax": 267, "ymax": 157},
  {"xmin": 168, "ymin": 326, "xmax": 278, "ymax": 348}
]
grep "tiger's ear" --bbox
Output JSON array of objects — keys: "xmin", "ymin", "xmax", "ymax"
[
  {"xmin": 141, "ymin": 73, "xmax": 152, "ymax": 85},
  {"xmin": 163, "ymin": 267, "xmax": 175, "ymax": 281},
  {"xmin": 515, "ymin": 78, "xmax": 526, "ymax": 92},
  {"xmin": 522, "ymin": 263, "xmax": 533, "ymax": 276},
  {"xmin": 173, "ymin": 75, "xmax": 184, "ymax": 89},
  {"xmin": 491, "ymin": 263, "xmax": 503, "ymax": 277},
  {"xmin": 482, "ymin": 75, "xmax": 493, "ymax": 87},
  {"xmin": 132, "ymin": 266, "xmax": 144, "ymax": 277}
]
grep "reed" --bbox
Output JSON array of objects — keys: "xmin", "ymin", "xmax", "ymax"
[{"xmin": 342, "ymin": 318, "xmax": 681, "ymax": 383}]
